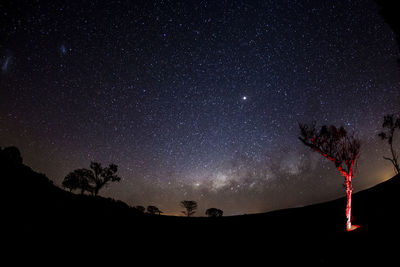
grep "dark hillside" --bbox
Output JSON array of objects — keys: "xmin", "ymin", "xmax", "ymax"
[
  {"xmin": 2, "ymin": 147, "xmax": 399, "ymax": 264},
  {"xmin": 2, "ymin": 147, "xmax": 143, "ymax": 239}
]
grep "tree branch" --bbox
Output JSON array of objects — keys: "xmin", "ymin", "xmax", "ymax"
[
  {"xmin": 383, "ymin": 156, "xmax": 395, "ymax": 164},
  {"xmin": 298, "ymin": 137, "xmax": 338, "ymax": 163}
]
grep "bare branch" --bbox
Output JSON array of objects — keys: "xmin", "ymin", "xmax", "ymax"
[{"xmin": 298, "ymin": 123, "xmax": 360, "ymax": 177}]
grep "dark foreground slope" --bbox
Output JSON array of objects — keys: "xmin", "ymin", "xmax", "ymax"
[{"xmin": 2, "ymin": 149, "xmax": 399, "ymax": 264}]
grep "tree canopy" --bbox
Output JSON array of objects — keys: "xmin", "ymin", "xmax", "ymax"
[
  {"xmin": 89, "ymin": 162, "xmax": 121, "ymax": 196},
  {"xmin": 62, "ymin": 162, "xmax": 121, "ymax": 196},
  {"xmin": 299, "ymin": 123, "xmax": 360, "ymax": 178},
  {"xmin": 62, "ymin": 168, "xmax": 93, "ymax": 194},
  {"xmin": 205, "ymin": 208, "xmax": 223, "ymax": 217},
  {"xmin": 180, "ymin": 200, "xmax": 198, "ymax": 217},
  {"xmin": 147, "ymin": 205, "xmax": 163, "ymax": 215}
]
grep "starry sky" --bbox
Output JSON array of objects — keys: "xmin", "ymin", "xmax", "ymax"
[{"xmin": 1, "ymin": 0, "xmax": 399, "ymax": 216}]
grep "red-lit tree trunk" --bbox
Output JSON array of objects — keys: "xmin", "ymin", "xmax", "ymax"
[
  {"xmin": 335, "ymin": 166, "xmax": 355, "ymax": 231},
  {"xmin": 344, "ymin": 174, "xmax": 352, "ymax": 231},
  {"xmin": 336, "ymin": 164, "xmax": 355, "ymax": 231}
]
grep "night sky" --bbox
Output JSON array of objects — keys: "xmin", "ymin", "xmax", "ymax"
[{"xmin": 1, "ymin": 0, "xmax": 399, "ymax": 216}]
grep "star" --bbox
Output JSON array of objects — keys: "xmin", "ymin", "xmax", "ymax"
[{"xmin": 1, "ymin": 0, "xmax": 398, "ymax": 216}]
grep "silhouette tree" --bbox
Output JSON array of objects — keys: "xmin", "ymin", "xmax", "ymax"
[
  {"xmin": 89, "ymin": 162, "xmax": 121, "ymax": 196},
  {"xmin": 378, "ymin": 114, "xmax": 400, "ymax": 175},
  {"xmin": 135, "ymin": 206, "xmax": 146, "ymax": 213},
  {"xmin": 147, "ymin": 205, "xmax": 163, "ymax": 215},
  {"xmin": 62, "ymin": 168, "xmax": 93, "ymax": 194},
  {"xmin": 180, "ymin": 200, "xmax": 198, "ymax": 217},
  {"xmin": 205, "ymin": 208, "xmax": 223, "ymax": 217},
  {"xmin": 1, "ymin": 146, "xmax": 23, "ymax": 166},
  {"xmin": 299, "ymin": 122, "xmax": 361, "ymax": 231},
  {"xmin": 62, "ymin": 162, "xmax": 121, "ymax": 196}
]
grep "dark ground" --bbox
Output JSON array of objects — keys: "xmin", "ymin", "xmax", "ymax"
[{"xmin": 2, "ymin": 150, "xmax": 400, "ymax": 265}]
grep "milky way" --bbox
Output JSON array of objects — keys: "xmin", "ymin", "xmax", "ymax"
[{"xmin": 1, "ymin": 0, "xmax": 399, "ymax": 215}]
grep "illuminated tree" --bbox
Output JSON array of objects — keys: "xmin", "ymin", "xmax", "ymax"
[
  {"xmin": 180, "ymin": 200, "xmax": 198, "ymax": 217},
  {"xmin": 205, "ymin": 208, "xmax": 223, "ymax": 217},
  {"xmin": 299, "ymin": 122, "xmax": 361, "ymax": 231},
  {"xmin": 378, "ymin": 114, "xmax": 400, "ymax": 175}
]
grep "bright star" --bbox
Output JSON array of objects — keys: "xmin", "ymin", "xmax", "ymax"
[{"xmin": 242, "ymin": 96, "xmax": 247, "ymax": 100}]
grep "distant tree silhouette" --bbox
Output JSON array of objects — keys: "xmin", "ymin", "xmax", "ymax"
[
  {"xmin": 147, "ymin": 205, "xmax": 163, "ymax": 215},
  {"xmin": 0, "ymin": 146, "xmax": 23, "ymax": 166},
  {"xmin": 299, "ymin": 122, "xmax": 361, "ymax": 231},
  {"xmin": 378, "ymin": 114, "xmax": 400, "ymax": 175},
  {"xmin": 89, "ymin": 162, "xmax": 121, "ymax": 196},
  {"xmin": 62, "ymin": 168, "xmax": 93, "ymax": 194},
  {"xmin": 135, "ymin": 206, "xmax": 145, "ymax": 213},
  {"xmin": 205, "ymin": 208, "xmax": 223, "ymax": 217},
  {"xmin": 180, "ymin": 200, "xmax": 198, "ymax": 217}
]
